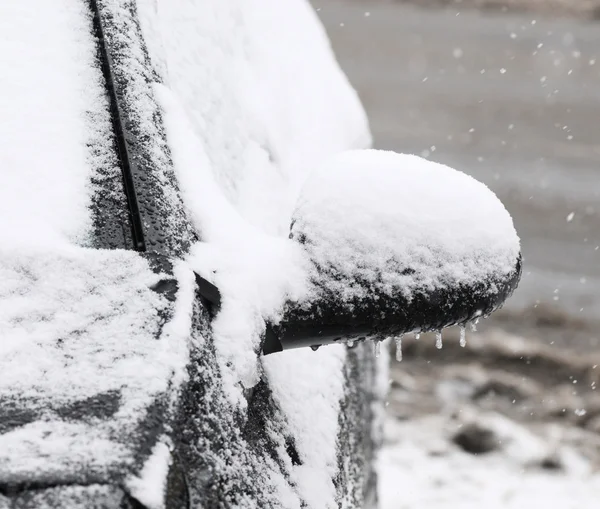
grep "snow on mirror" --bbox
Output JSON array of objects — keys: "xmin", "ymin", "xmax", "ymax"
[{"xmin": 263, "ymin": 149, "xmax": 521, "ymax": 354}]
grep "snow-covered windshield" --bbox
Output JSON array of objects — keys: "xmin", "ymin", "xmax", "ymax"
[{"xmin": 0, "ymin": 2, "xmax": 117, "ymax": 249}]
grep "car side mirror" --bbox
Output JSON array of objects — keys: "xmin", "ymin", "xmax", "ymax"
[{"xmin": 263, "ymin": 150, "xmax": 521, "ymax": 354}]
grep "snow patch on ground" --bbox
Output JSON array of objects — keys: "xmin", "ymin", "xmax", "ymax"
[{"xmin": 379, "ymin": 415, "xmax": 600, "ymax": 509}]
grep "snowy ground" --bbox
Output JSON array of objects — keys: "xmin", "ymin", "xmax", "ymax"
[
  {"xmin": 379, "ymin": 415, "xmax": 600, "ymax": 509},
  {"xmin": 378, "ymin": 328, "xmax": 600, "ymax": 508}
]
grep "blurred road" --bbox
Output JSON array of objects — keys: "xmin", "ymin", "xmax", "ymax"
[{"xmin": 314, "ymin": 1, "xmax": 600, "ymax": 345}]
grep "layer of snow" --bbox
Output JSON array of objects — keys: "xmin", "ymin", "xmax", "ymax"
[
  {"xmin": 0, "ymin": 420, "xmax": 128, "ymax": 482},
  {"xmin": 139, "ymin": 2, "xmax": 374, "ymax": 508},
  {"xmin": 263, "ymin": 347, "xmax": 348, "ymax": 509},
  {"xmin": 142, "ymin": 0, "xmax": 371, "ymax": 402},
  {"xmin": 293, "ymin": 149, "xmax": 521, "ymax": 302},
  {"xmin": 137, "ymin": 0, "xmax": 370, "ymax": 237},
  {"xmin": 126, "ymin": 440, "xmax": 173, "ymax": 509},
  {"xmin": 0, "ymin": 1, "xmax": 114, "ymax": 247},
  {"xmin": 2, "ymin": 1, "xmax": 524, "ymax": 507},
  {"xmin": 0, "ymin": 0, "xmax": 199, "ymax": 494},
  {"xmin": 143, "ymin": 3, "xmax": 522, "ymax": 508},
  {"xmin": 1, "ymin": 0, "xmax": 377, "ymax": 505},
  {"xmin": 156, "ymin": 84, "xmax": 312, "ymax": 403},
  {"xmin": 379, "ymin": 415, "xmax": 600, "ymax": 509},
  {"xmin": 2, "ymin": 248, "xmax": 167, "ymax": 404},
  {"xmin": 0, "ymin": 245, "xmax": 195, "ymax": 481},
  {"xmin": 97, "ymin": 0, "xmax": 197, "ymax": 253},
  {"xmin": 1, "ymin": 0, "xmax": 375, "ymax": 505}
]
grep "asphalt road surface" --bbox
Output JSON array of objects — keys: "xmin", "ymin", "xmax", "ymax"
[{"xmin": 314, "ymin": 0, "xmax": 600, "ymax": 348}]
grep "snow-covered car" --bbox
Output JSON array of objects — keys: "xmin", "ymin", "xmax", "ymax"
[{"xmin": 0, "ymin": 1, "xmax": 521, "ymax": 508}]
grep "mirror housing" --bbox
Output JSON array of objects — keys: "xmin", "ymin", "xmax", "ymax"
[{"xmin": 264, "ymin": 150, "xmax": 521, "ymax": 354}]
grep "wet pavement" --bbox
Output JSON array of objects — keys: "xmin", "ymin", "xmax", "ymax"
[{"xmin": 314, "ymin": 1, "xmax": 600, "ymax": 347}]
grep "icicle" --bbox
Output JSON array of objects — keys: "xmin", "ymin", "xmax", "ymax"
[
  {"xmin": 395, "ymin": 335, "xmax": 403, "ymax": 362},
  {"xmin": 435, "ymin": 331, "xmax": 443, "ymax": 349},
  {"xmin": 374, "ymin": 340, "xmax": 381, "ymax": 358},
  {"xmin": 347, "ymin": 339, "xmax": 355, "ymax": 348},
  {"xmin": 459, "ymin": 325, "xmax": 467, "ymax": 347},
  {"xmin": 414, "ymin": 332, "xmax": 421, "ymax": 340}
]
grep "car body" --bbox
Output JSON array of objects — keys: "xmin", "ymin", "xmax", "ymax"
[
  {"xmin": 0, "ymin": 2, "xmax": 522, "ymax": 508},
  {"xmin": 0, "ymin": 1, "xmax": 380, "ymax": 508}
]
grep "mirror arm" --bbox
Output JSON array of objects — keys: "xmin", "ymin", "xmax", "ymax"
[
  {"xmin": 262, "ymin": 322, "xmax": 374, "ymax": 355},
  {"xmin": 263, "ymin": 325, "xmax": 284, "ymax": 355},
  {"xmin": 194, "ymin": 273, "xmax": 221, "ymax": 318},
  {"xmin": 262, "ymin": 255, "xmax": 522, "ymax": 356}
]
